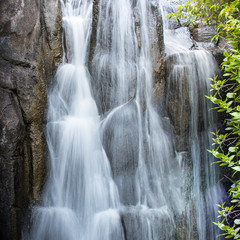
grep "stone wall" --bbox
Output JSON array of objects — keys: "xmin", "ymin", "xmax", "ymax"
[{"xmin": 0, "ymin": 0, "xmax": 62, "ymax": 239}]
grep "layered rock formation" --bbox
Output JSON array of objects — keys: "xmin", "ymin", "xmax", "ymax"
[{"xmin": 0, "ymin": 0, "xmax": 62, "ymax": 239}]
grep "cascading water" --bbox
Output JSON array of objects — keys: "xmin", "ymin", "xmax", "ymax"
[
  {"xmin": 28, "ymin": 1, "xmax": 124, "ymax": 239},
  {"xmin": 25, "ymin": 0, "xmax": 226, "ymax": 239},
  {"xmin": 161, "ymin": 0, "xmax": 226, "ymax": 239},
  {"xmin": 90, "ymin": 0, "xmax": 185, "ymax": 239}
]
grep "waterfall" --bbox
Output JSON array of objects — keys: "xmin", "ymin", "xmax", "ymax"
[
  {"xmin": 28, "ymin": 1, "xmax": 124, "ymax": 239},
  {"xmin": 25, "ymin": 0, "xmax": 225, "ymax": 239},
  {"xmin": 91, "ymin": 0, "xmax": 184, "ymax": 239},
  {"xmin": 161, "ymin": 0, "xmax": 226, "ymax": 239}
]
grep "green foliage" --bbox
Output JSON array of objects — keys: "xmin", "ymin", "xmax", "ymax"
[{"xmin": 169, "ymin": 0, "xmax": 240, "ymax": 238}]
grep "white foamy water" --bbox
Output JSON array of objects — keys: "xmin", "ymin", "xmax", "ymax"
[
  {"xmin": 25, "ymin": 0, "xmax": 225, "ymax": 239},
  {"xmin": 160, "ymin": 0, "xmax": 226, "ymax": 239},
  {"xmin": 28, "ymin": 1, "xmax": 124, "ymax": 239},
  {"xmin": 92, "ymin": 0, "xmax": 184, "ymax": 239}
]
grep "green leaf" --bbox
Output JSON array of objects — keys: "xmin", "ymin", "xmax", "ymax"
[
  {"xmin": 234, "ymin": 219, "xmax": 240, "ymax": 225},
  {"xmin": 232, "ymin": 166, "xmax": 240, "ymax": 171},
  {"xmin": 227, "ymin": 93, "xmax": 236, "ymax": 98},
  {"xmin": 229, "ymin": 147, "xmax": 238, "ymax": 152},
  {"xmin": 231, "ymin": 112, "xmax": 240, "ymax": 119}
]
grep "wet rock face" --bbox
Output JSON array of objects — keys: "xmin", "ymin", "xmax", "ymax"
[
  {"xmin": 150, "ymin": 2, "xmax": 166, "ymax": 115},
  {"xmin": 0, "ymin": 89, "xmax": 25, "ymax": 240},
  {"xmin": 164, "ymin": 54, "xmax": 191, "ymax": 152},
  {"xmin": 121, "ymin": 207, "xmax": 176, "ymax": 240},
  {"xmin": 187, "ymin": 22, "xmax": 229, "ymax": 68},
  {"xmin": 0, "ymin": 89, "xmax": 24, "ymax": 158},
  {"xmin": 190, "ymin": 23, "xmax": 217, "ymax": 43},
  {"xmin": 0, "ymin": 0, "xmax": 62, "ymax": 239},
  {"xmin": 102, "ymin": 101, "xmax": 139, "ymax": 205}
]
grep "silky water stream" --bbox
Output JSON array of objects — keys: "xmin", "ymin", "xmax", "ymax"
[
  {"xmin": 26, "ymin": 0, "xmax": 225, "ymax": 239},
  {"xmin": 161, "ymin": 0, "xmax": 226, "ymax": 239},
  {"xmin": 28, "ymin": 1, "xmax": 123, "ymax": 239}
]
